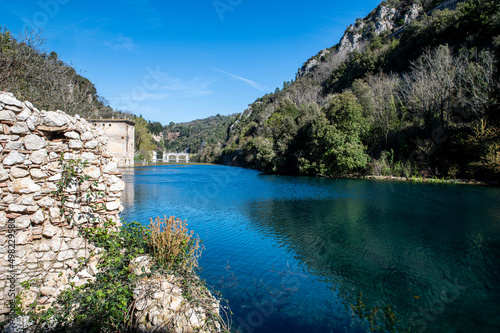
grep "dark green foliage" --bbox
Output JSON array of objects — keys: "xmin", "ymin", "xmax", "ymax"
[
  {"xmin": 147, "ymin": 121, "xmax": 164, "ymax": 135},
  {"xmin": 299, "ymin": 93, "xmax": 369, "ymax": 176},
  {"xmin": 217, "ymin": 0, "xmax": 500, "ymax": 180},
  {"xmin": 163, "ymin": 114, "xmax": 239, "ymax": 162}
]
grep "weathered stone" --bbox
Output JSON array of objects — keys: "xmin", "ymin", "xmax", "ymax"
[
  {"xmin": 26, "ymin": 115, "xmax": 40, "ymax": 131},
  {"xmin": 37, "ymin": 197, "xmax": 54, "ymax": 208},
  {"xmin": 30, "ymin": 168, "xmax": 47, "ymax": 179},
  {"xmin": 102, "ymin": 161, "xmax": 119, "ymax": 174},
  {"xmin": 80, "ymin": 131, "xmax": 94, "ymax": 141},
  {"xmin": 23, "ymin": 101, "xmax": 35, "ymax": 111},
  {"xmin": 80, "ymin": 152, "xmax": 96, "ymax": 162},
  {"xmin": 105, "ymin": 175, "xmax": 122, "ymax": 185},
  {"xmin": 40, "ymin": 182, "xmax": 57, "ymax": 194},
  {"xmin": 40, "ymin": 111, "xmax": 68, "ymax": 127},
  {"xmin": 84, "ymin": 140, "xmax": 98, "ymax": 149},
  {"xmin": 16, "ymin": 108, "xmax": 32, "ymax": 121},
  {"xmin": 50, "ymin": 238, "xmax": 69, "ymax": 252},
  {"xmin": 15, "ymin": 215, "xmax": 31, "ymax": 229},
  {"xmin": 40, "ymin": 287, "xmax": 57, "ymax": 296},
  {"xmin": 43, "ymin": 223, "xmax": 59, "ymax": 238},
  {"xmin": 49, "ymin": 208, "xmax": 61, "ymax": 220},
  {"xmin": 16, "ymin": 231, "xmax": 29, "ymax": 245},
  {"xmin": 8, "ymin": 204, "xmax": 27, "ymax": 213},
  {"xmin": 30, "ymin": 210, "xmax": 45, "ymax": 224},
  {"xmin": 68, "ymin": 140, "xmax": 83, "ymax": 149},
  {"xmin": 32, "ymin": 227, "xmax": 42, "ymax": 239},
  {"xmin": 0, "ymin": 211, "xmax": 7, "ymax": 225},
  {"xmin": 105, "ymin": 201, "xmax": 121, "ymax": 211},
  {"xmin": 169, "ymin": 296, "xmax": 183, "ymax": 311},
  {"xmin": 69, "ymin": 237, "xmax": 85, "ymax": 250},
  {"xmin": 84, "ymin": 166, "xmax": 101, "ymax": 179},
  {"xmin": 10, "ymin": 122, "xmax": 30, "ymax": 135},
  {"xmin": 0, "ymin": 110, "xmax": 16, "ymax": 122},
  {"xmin": 0, "ymin": 134, "xmax": 19, "ymax": 140},
  {"xmin": 24, "ymin": 134, "xmax": 47, "ymax": 150},
  {"xmin": 67, "ymin": 232, "xmax": 84, "ymax": 243},
  {"xmin": 46, "ymin": 161, "xmax": 61, "ymax": 172},
  {"xmin": 64, "ymin": 131, "xmax": 80, "ymax": 139},
  {"xmin": 88, "ymin": 261, "xmax": 99, "ymax": 275},
  {"xmin": 76, "ymin": 249, "xmax": 90, "ymax": 259},
  {"xmin": 27, "ymin": 205, "xmax": 39, "ymax": 214},
  {"xmin": 1, "ymin": 196, "xmax": 14, "ymax": 208},
  {"xmin": 16, "ymin": 195, "xmax": 35, "ymax": 206},
  {"xmin": 0, "ymin": 94, "xmax": 23, "ymax": 108},
  {"xmin": 10, "ymin": 166, "xmax": 30, "ymax": 178},
  {"xmin": 62, "ymin": 152, "xmax": 75, "ymax": 160},
  {"xmin": 9, "ymin": 177, "xmax": 41, "ymax": 194},
  {"xmin": 35, "ymin": 239, "xmax": 51, "ymax": 252},
  {"xmin": 65, "ymin": 202, "xmax": 80, "ymax": 209},
  {"xmin": 5, "ymin": 140, "xmax": 24, "ymax": 150},
  {"xmin": 0, "ymin": 166, "xmax": 8, "ymax": 181},
  {"xmin": 4, "ymin": 151, "xmax": 26, "ymax": 165},
  {"xmin": 48, "ymin": 174, "xmax": 62, "ymax": 182},
  {"xmin": 56, "ymin": 250, "xmax": 75, "ymax": 261},
  {"xmin": 30, "ymin": 149, "xmax": 48, "ymax": 164},
  {"xmin": 110, "ymin": 179, "xmax": 126, "ymax": 192}
]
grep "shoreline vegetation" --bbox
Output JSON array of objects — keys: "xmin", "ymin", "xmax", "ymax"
[
  {"xmin": 142, "ymin": 0, "xmax": 500, "ymax": 185},
  {"xmin": 6, "ymin": 217, "xmax": 228, "ymax": 332},
  {"xmin": 129, "ymin": 161, "xmax": 499, "ymax": 186}
]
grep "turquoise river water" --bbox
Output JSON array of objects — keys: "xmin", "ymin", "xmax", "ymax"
[{"xmin": 120, "ymin": 164, "xmax": 500, "ymax": 333}]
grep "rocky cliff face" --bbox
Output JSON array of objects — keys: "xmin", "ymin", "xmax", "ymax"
[{"xmin": 296, "ymin": 2, "xmax": 424, "ymax": 78}]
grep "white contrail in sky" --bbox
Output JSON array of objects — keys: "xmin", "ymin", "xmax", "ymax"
[{"xmin": 214, "ymin": 68, "xmax": 270, "ymax": 92}]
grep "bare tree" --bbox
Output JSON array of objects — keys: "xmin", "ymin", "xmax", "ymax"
[
  {"xmin": 402, "ymin": 45, "xmax": 457, "ymax": 130},
  {"xmin": 456, "ymin": 49, "xmax": 497, "ymax": 120},
  {"xmin": 366, "ymin": 73, "xmax": 401, "ymax": 142}
]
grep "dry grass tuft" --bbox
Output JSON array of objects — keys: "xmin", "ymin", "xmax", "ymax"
[{"xmin": 148, "ymin": 216, "xmax": 203, "ymax": 271}]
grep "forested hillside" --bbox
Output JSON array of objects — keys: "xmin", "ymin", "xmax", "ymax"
[
  {"xmin": 148, "ymin": 114, "xmax": 239, "ymax": 162},
  {"xmin": 216, "ymin": 0, "xmax": 500, "ymax": 181},
  {"xmin": 0, "ymin": 28, "xmax": 128, "ymax": 120}
]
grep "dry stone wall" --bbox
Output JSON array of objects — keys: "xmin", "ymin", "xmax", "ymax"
[{"xmin": 0, "ymin": 91, "xmax": 125, "ymax": 322}]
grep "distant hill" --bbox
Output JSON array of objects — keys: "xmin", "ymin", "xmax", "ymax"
[
  {"xmin": 148, "ymin": 114, "xmax": 240, "ymax": 162},
  {"xmin": 217, "ymin": 0, "xmax": 500, "ymax": 180}
]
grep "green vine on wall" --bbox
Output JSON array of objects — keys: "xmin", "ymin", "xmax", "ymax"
[
  {"xmin": 3, "ymin": 154, "xmax": 229, "ymax": 332},
  {"xmin": 51, "ymin": 154, "xmax": 104, "ymax": 225}
]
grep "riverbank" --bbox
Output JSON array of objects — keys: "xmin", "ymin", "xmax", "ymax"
[
  {"xmin": 132, "ymin": 162, "xmax": 499, "ymax": 186},
  {"xmin": 360, "ymin": 174, "xmax": 499, "ymax": 186}
]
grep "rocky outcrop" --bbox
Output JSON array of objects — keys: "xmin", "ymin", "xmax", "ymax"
[
  {"xmin": 130, "ymin": 256, "xmax": 221, "ymax": 333},
  {"xmin": 296, "ymin": 2, "xmax": 425, "ymax": 79},
  {"xmin": 0, "ymin": 91, "xmax": 125, "ymax": 324}
]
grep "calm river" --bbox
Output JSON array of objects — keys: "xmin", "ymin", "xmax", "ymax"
[{"xmin": 120, "ymin": 164, "xmax": 500, "ymax": 333}]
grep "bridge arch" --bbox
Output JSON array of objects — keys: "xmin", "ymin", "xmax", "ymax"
[{"xmin": 152, "ymin": 151, "xmax": 189, "ymax": 163}]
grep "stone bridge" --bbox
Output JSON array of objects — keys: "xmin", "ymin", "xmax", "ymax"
[{"xmin": 152, "ymin": 151, "xmax": 189, "ymax": 163}]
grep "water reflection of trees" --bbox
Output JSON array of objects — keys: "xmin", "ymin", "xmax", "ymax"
[{"xmin": 242, "ymin": 188, "xmax": 500, "ymax": 332}]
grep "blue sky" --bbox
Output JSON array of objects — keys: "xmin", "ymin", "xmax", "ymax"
[{"xmin": 1, "ymin": 0, "xmax": 382, "ymax": 124}]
